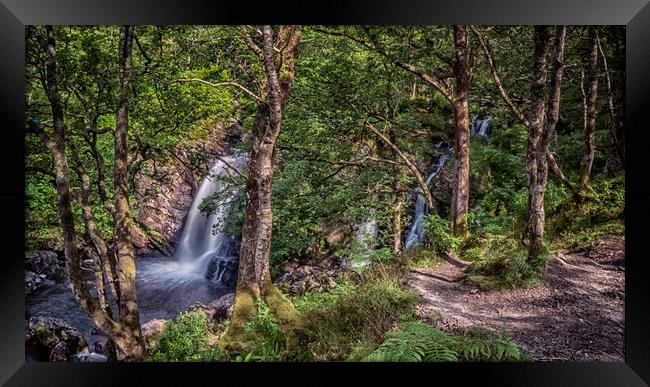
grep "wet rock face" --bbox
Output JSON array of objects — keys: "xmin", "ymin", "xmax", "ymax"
[
  {"xmin": 25, "ymin": 251, "xmax": 64, "ymax": 279},
  {"xmin": 25, "ymin": 251, "xmax": 65, "ymax": 296},
  {"xmin": 25, "ymin": 316, "xmax": 88, "ymax": 362},
  {"xmin": 204, "ymin": 255, "xmax": 239, "ymax": 288},
  {"xmin": 133, "ymin": 122, "xmax": 237, "ymax": 256}
]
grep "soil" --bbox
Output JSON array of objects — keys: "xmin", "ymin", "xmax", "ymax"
[{"xmin": 407, "ymin": 236, "xmax": 625, "ymax": 361}]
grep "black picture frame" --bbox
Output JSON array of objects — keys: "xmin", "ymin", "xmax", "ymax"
[{"xmin": 1, "ymin": 0, "xmax": 649, "ymax": 385}]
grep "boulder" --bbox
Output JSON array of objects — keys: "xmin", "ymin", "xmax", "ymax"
[
  {"xmin": 25, "ymin": 250, "xmax": 64, "ymax": 279},
  {"xmin": 49, "ymin": 341, "xmax": 70, "ymax": 362},
  {"xmin": 25, "ymin": 270, "xmax": 52, "ymax": 297},
  {"xmin": 25, "ymin": 316, "xmax": 88, "ymax": 362},
  {"xmin": 141, "ymin": 319, "xmax": 169, "ymax": 349},
  {"xmin": 186, "ymin": 293, "xmax": 235, "ymax": 323},
  {"xmin": 274, "ymin": 259, "xmax": 341, "ymax": 296},
  {"xmin": 204, "ymin": 256, "xmax": 238, "ymax": 288}
]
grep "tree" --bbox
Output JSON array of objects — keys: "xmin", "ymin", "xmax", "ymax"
[
  {"xmin": 523, "ymin": 26, "xmax": 567, "ymax": 264},
  {"xmin": 112, "ymin": 25, "xmax": 147, "ymax": 359},
  {"xmin": 221, "ymin": 25, "xmax": 304, "ymax": 354},
  {"xmin": 27, "ymin": 25, "xmax": 146, "ymax": 361}
]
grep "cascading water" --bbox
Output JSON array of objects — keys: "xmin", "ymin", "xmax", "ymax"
[
  {"xmin": 137, "ymin": 153, "xmax": 247, "ymax": 286},
  {"xmin": 471, "ymin": 114, "xmax": 492, "ymax": 137},
  {"xmin": 355, "ymin": 216, "xmax": 378, "ymax": 249},
  {"xmin": 26, "ymin": 153, "xmax": 247, "ymax": 359},
  {"xmin": 404, "ymin": 150, "xmax": 452, "ymax": 250},
  {"xmin": 173, "ymin": 155, "xmax": 246, "ymax": 273}
]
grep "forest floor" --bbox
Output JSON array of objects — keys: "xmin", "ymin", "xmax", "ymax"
[{"xmin": 408, "ymin": 236, "xmax": 625, "ymax": 361}]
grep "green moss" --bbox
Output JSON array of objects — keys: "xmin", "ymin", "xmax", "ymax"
[
  {"xmin": 220, "ymin": 287, "xmax": 260, "ymax": 354},
  {"xmin": 263, "ymin": 284, "xmax": 304, "ymax": 354}
]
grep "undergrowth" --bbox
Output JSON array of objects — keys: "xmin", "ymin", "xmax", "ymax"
[
  {"xmin": 148, "ymin": 310, "xmax": 222, "ymax": 362},
  {"xmin": 364, "ymin": 322, "xmax": 527, "ymax": 362}
]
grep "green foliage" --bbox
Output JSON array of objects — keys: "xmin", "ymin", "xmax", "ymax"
[
  {"xmin": 548, "ymin": 176, "xmax": 625, "ymax": 249},
  {"xmin": 465, "ymin": 234, "xmax": 545, "ymax": 290},
  {"xmin": 236, "ymin": 301, "xmax": 287, "ymax": 361},
  {"xmin": 149, "ymin": 311, "xmax": 221, "ymax": 362},
  {"xmin": 423, "ymin": 214, "xmax": 461, "ymax": 255},
  {"xmin": 298, "ymin": 273, "xmax": 420, "ymax": 361},
  {"xmin": 363, "ymin": 322, "xmax": 526, "ymax": 362}
]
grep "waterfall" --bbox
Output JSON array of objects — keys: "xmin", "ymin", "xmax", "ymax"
[
  {"xmin": 171, "ymin": 154, "xmax": 247, "ymax": 276},
  {"xmin": 404, "ymin": 151, "xmax": 451, "ymax": 250},
  {"xmin": 471, "ymin": 114, "xmax": 492, "ymax": 137},
  {"xmin": 355, "ymin": 216, "xmax": 378, "ymax": 250}
]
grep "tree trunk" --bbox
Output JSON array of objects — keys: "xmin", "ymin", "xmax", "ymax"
[
  {"xmin": 577, "ymin": 27, "xmax": 599, "ymax": 202},
  {"xmin": 223, "ymin": 25, "xmax": 303, "ymax": 355},
  {"xmin": 392, "ymin": 177, "xmax": 404, "ymax": 255},
  {"xmin": 32, "ymin": 25, "xmax": 135, "ymax": 361},
  {"xmin": 524, "ymin": 26, "xmax": 551, "ymax": 263},
  {"xmin": 113, "ymin": 25, "xmax": 146, "ymax": 360},
  {"xmin": 599, "ymin": 32, "xmax": 625, "ymax": 176},
  {"xmin": 450, "ymin": 25, "xmax": 470, "ymax": 239},
  {"xmin": 525, "ymin": 26, "xmax": 567, "ymax": 265}
]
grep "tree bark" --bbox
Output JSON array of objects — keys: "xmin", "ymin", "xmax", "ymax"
[
  {"xmin": 598, "ymin": 33, "xmax": 625, "ymax": 176},
  {"xmin": 577, "ymin": 27, "xmax": 599, "ymax": 201},
  {"xmin": 525, "ymin": 26, "xmax": 567, "ymax": 264},
  {"xmin": 392, "ymin": 180, "xmax": 404, "ymax": 255},
  {"xmin": 450, "ymin": 25, "xmax": 471, "ymax": 239},
  {"xmin": 31, "ymin": 25, "xmax": 137, "ymax": 361},
  {"xmin": 112, "ymin": 25, "xmax": 146, "ymax": 360},
  {"xmin": 224, "ymin": 25, "xmax": 304, "ymax": 355}
]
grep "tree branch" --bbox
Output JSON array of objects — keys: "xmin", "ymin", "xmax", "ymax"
[
  {"xmin": 470, "ymin": 25, "xmax": 529, "ymax": 127},
  {"xmin": 174, "ymin": 78, "xmax": 264, "ymax": 103},
  {"xmin": 365, "ymin": 121, "xmax": 435, "ymax": 210}
]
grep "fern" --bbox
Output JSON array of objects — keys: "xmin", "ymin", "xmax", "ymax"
[{"xmin": 363, "ymin": 323, "xmax": 524, "ymax": 362}]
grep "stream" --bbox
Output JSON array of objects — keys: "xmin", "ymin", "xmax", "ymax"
[{"xmin": 25, "ymin": 154, "xmax": 247, "ymax": 357}]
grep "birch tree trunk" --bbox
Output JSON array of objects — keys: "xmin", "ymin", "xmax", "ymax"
[
  {"xmin": 450, "ymin": 25, "xmax": 471, "ymax": 239},
  {"xmin": 577, "ymin": 27, "xmax": 599, "ymax": 202},
  {"xmin": 223, "ymin": 25, "xmax": 304, "ymax": 355},
  {"xmin": 112, "ymin": 25, "xmax": 146, "ymax": 360}
]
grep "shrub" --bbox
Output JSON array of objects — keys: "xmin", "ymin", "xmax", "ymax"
[
  {"xmin": 148, "ymin": 311, "xmax": 221, "ymax": 362},
  {"xmin": 363, "ymin": 322, "xmax": 526, "ymax": 362},
  {"xmin": 423, "ymin": 214, "xmax": 461, "ymax": 255},
  {"xmin": 465, "ymin": 234, "xmax": 545, "ymax": 290}
]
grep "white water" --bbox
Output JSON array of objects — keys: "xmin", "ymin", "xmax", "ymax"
[
  {"xmin": 138, "ymin": 154, "xmax": 247, "ymax": 286},
  {"xmin": 404, "ymin": 151, "xmax": 451, "ymax": 250},
  {"xmin": 172, "ymin": 155, "xmax": 246, "ymax": 271},
  {"xmin": 472, "ymin": 115, "xmax": 492, "ymax": 137},
  {"xmin": 356, "ymin": 216, "xmax": 378, "ymax": 249}
]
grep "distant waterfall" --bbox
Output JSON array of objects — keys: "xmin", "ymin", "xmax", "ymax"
[
  {"xmin": 471, "ymin": 114, "xmax": 492, "ymax": 137},
  {"xmin": 355, "ymin": 216, "xmax": 378, "ymax": 250},
  {"xmin": 172, "ymin": 154, "xmax": 247, "ymax": 275},
  {"xmin": 404, "ymin": 151, "xmax": 451, "ymax": 250}
]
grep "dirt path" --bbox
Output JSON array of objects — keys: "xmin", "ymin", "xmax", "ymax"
[{"xmin": 407, "ymin": 237, "xmax": 624, "ymax": 361}]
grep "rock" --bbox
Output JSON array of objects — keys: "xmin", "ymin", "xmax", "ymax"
[
  {"xmin": 274, "ymin": 260, "xmax": 341, "ymax": 296},
  {"xmin": 26, "ymin": 316, "xmax": 88, "ymax": 362},
  {"xmin": 186, "ymin": 293, "xmax": 235, "ymax": 323},
  {"xmin": 141, "ymin": 319, "xmax": 169, "ymax": 349},
  {"xmin": 25, "ymin": 250, "xmax": 64, "ymax": 280},
  {"xmin": 204, "ymin": 256, "xmax": 239, "ymax": 288},
  {"xmin": 93, "ymin": 338, "xmax": 107, "ymax": 354},
  {"xmin": 25, "ymin": 271, "xmax": 52, "ymax": 296},
  {"xmin": 49, "ymin": 341, "xmax": 70, "ymax": 362},
  {"xmin": 72, "ymin": 346, "xmax": 108, "ymax": 362}
]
